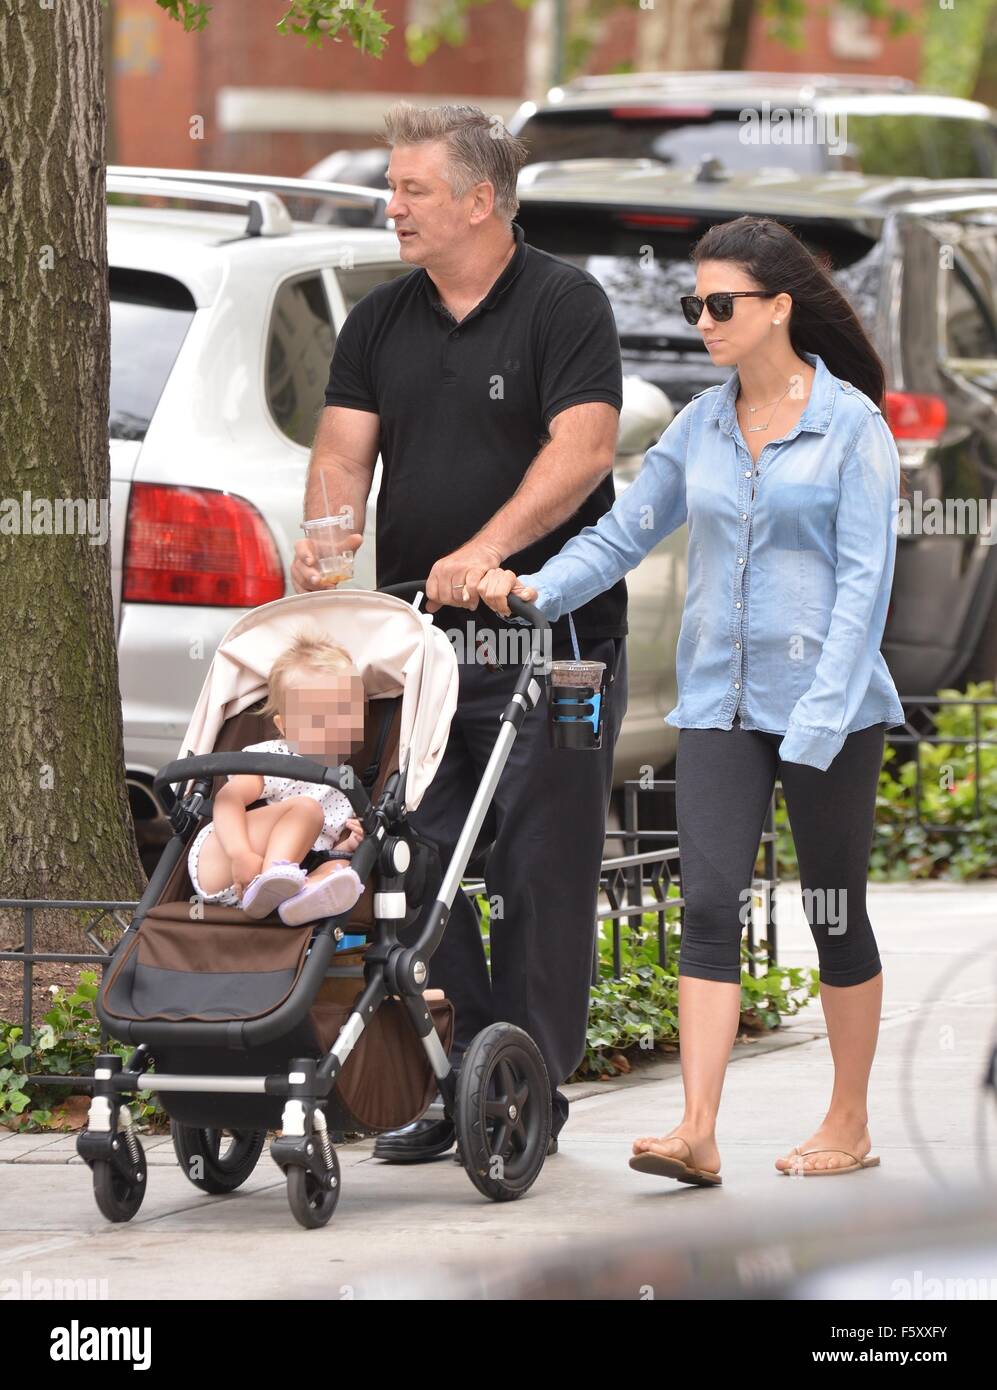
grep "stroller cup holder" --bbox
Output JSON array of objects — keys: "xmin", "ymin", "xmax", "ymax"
[{"xmin": 546, "ymin": 659, "xmax": 607, "ymax": 751}]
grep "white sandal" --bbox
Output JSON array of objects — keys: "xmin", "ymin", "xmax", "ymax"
[
  {"xmin": 240, "ymin": 861, "xmax": 307, "ymax": 919},
  {"xmin": 278, "ymin": 866, "xmax": 364, "ymax": 925}
]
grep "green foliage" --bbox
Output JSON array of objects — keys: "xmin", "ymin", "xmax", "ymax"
[
  {"xmin": 276, "ymin": 0, "xmax": 393, "ymax": 57},
  {"xmin": 154, "ymin": 0, "xmax": 213, "ymax": 31},
  {"xmin": 774, "ymin": 684, "xmax": 997, "ymax": 882},
  {"xmin": 760, "ymin": 0, "xmax": 913, "ymax": 50},
  {"xmin": 155, "ymin": 0, "xmax": 393, "ymax": 57},
  {"xmin": 920, "ymin": 0, "xmax": 997, "ymax": 98},
  {"xmin": 0, "ymin": 972, "xmax": 162, "ymax": 1134}
]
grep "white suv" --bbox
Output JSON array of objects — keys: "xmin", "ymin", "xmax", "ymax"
[{"xmin": 106, "ymin": 169, "xmax": 681, "ymax": 861}]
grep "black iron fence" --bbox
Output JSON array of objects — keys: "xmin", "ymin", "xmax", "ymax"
[
  {"xmin": 3, "ymin": 835, "xmax": 690, "ymax": 1039},
  {"xmin": 0, "ymin": 899, "xmax": 134, "ymax": 1040},
  {"xmin": 890, "ymin": 694, "xmax": 997, "ymax": 831},
  {"xmin": 3, "ymin": 692, "xmax": 991, "ymax": 1036}
]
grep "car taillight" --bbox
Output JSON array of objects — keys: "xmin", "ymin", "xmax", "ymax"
[
  {"xmin": 613, "ymin": 211, "xmax": 701, "ymax": 230},
  {"xmin": 610, "ymin": 106, "xmax": 713, "ymax": 120},
  {"xmin": 123, "ymin": 482, "xmax": 284, "ymax": 606},
  {"xmin": 883, "ymin": 391, "xmax": 947, "ymax": 441}
]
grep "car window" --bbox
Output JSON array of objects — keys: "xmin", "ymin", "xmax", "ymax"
[
  {"xmin": 516, "ymin": 205, "xmax": 883, "ymax": 345},
  {"xmin": 944, "ymin": 254, "xmax": 997, "ymax": 361},
  {"xmin": 110, "ymin": 269, "xmax": 195, "ymax": 441},
  {"xmin": 334, "ymin": 262, "xmax": 414, "ymax": 312},
  {"xmin": 517, "ymin": 109, "xmax": 824, "ymax": 173},
  {"xmin": 266, "ymin": 272, "xmax": 335, "ymax": 447},
  {"xmin": 838, "ymin": 113, "xmax": 997, "ymax": 179}
]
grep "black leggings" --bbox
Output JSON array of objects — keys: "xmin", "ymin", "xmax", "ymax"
[{"xmin": 675, "ymin": 715, "xmax": 886, "ymax": 987}]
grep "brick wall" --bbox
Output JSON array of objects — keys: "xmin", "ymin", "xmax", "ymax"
[{"xmin": 110, "ymin": 0, "xmax": 530, "ymax": 176}]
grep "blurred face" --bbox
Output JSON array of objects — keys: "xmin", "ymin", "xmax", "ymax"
[
  {"xmin": 686, "ymin": 260, "xmax": 790, "ymax": 368},
  {"xmin": 385, "ymin": 140, "xmax": 484, "ymax": 266},
  {"xmin": 274, "ymin": 669, "xmax": 366, "ymax": 763}
]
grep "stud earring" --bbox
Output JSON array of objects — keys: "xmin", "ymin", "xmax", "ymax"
[{"xmin": 773, "ymin": 318, "xmax": 781, "ymax": 325}]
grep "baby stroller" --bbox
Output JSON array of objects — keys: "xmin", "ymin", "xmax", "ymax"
[{"xmin": 76, "ymin": 582, "xmax": 554, "ymax": 1229}]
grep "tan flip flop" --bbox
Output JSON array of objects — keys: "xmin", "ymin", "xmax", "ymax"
[
  {"xmin": 628, "ymin": 1135, "xmax": 722, "ymax": 1186},
  {"xmin": 779, "ymin": 1146, "xmax": 881, "ymax": 1176}
]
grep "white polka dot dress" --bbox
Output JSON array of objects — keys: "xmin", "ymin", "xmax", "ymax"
[
  {"xmin": 240, "ymin": 738, "xmax": 354, "ymax": 851},
  {"xmin": 186, "ymin": 737, "xmax": 358, "ymax": 904}
]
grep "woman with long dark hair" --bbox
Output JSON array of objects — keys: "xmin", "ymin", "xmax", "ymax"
[{"xmin": 477, "ymin": 215, "xmax": 906, "ymax": 1183}]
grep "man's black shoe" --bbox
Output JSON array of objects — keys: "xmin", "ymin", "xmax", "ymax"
[{"xmin": 372, "ymin": 1115, "xmax": 456, "ymax": 1163}]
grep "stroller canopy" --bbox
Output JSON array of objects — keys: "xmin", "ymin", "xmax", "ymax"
[{"xmin": 178, "ymin": 589, "xmax": 459, "ymax": 811}]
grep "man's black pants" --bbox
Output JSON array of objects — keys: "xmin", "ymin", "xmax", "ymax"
[{"xmin": 401, "ymin": 625, "xmax": 628, "ymax": 1137}]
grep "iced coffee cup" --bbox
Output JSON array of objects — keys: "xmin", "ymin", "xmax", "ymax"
[
  {"xmin": 550, "ymin": 659, "xmax": 606, "ymax": 693},
  {"xmin": 302, "ymin": 515, "xmax": 356, "ymax": 589},
  {"xmin": 548, "ymin": 658, "xmax": 607, "ymax": 749}
]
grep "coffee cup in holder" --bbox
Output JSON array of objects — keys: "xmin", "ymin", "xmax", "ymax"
[{"xmin": 547, "ymin": 659, "xmax": 607, "ymax": 750}]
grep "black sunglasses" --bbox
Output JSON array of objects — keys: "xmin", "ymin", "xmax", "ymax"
[{"xmin": 680, "ymin": 291, "xmax": 776, "ymax": 326}]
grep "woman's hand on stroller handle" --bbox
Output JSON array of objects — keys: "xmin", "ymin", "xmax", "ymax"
[
  {"xmin": 477, "ymin": 569, "xmax": 539, "ymax": 619},
  {"xmin": 378, "ymin": 579, "xmax": 548, "ymax": 631}
]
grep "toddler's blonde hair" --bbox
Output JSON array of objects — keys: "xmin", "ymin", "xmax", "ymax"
[{"xmin": 261, "ymin": 629, "xmax": 366, "ymax": 723}]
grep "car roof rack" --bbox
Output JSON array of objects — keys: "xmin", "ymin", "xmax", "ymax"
[
  {"xmin": 518, "ymin": 156, "xmax": 660, "ymax": 186},
  {"xmin": 557, "ymin": 71, "xmax": 916, "ymax": 95},
  {"xmin": 107, "ymin": 166, "xmax": 390, "ymax": 233},
  {"xmin": 107, "ymin": 172, "xmax": 294, "ymax": 237}
]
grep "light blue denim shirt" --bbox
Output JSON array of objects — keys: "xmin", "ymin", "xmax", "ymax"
[{"xmin": 519, "ymin": 351, "xmax": 906, "ymax": 771}]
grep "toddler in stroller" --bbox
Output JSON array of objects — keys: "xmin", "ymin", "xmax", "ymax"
[{"xmin": 186, "ymin": 629, "xmax": 368, "ymax": 925}]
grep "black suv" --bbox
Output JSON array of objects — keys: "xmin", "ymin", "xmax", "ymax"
[{"xmin": 515, "ymin": 160, "xmax": 997, "ymax": 694}]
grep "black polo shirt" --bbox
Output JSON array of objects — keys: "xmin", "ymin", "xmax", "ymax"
[{"xmin": 323, "ymin": 220, "xmax": 628, "ymax": 644}]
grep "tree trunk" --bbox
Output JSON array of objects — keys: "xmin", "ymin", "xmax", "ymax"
[
  {"xmin": 635, "ymin": 0, "xmax": 736, "ymax": 72},
  {"xmin": 0, "ymin": 0, "xmax": 145, "ymax": 952},
  {"xmin": 720, "ymin": 0, "xmax": 755, "ymax": 70}
]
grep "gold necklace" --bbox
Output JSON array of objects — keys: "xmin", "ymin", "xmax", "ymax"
[{"xmin": 739, "ymin": 383, "xmax": 792, "ymax": 433}]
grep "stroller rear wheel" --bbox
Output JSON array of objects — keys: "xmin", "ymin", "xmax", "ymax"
[
  {"xmin": 171, "ymin": 1122, "xmax": 267, "ymax": 1194},
  {"xmin": 455, "ymin": 1023, "xmax": 551, "ymax": 1201}
]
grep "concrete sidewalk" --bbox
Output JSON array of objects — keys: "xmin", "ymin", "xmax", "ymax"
[{"xmin": 2, "ymin": 880, "xmax": 996, "ymax": 1299}]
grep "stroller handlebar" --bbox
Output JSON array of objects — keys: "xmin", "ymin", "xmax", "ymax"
[
  {"xmin": 378, "ymin": 580, "xmax": 550, "ymax": 632},
  {"xmin": 153, "ymin": 752, "xmax": 371, "ymax": 814}
]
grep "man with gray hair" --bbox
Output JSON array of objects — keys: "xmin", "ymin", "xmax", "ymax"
[{"xmin": 292, "ymin": 101, "xmax": 628, "ymax": 1160}]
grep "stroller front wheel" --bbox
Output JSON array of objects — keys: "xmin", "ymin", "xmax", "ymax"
[
  {"xmin": 92, "ymin": 1156, "xmax": 147, "ymax": 1223},
  {"xmin": 286, "ymin": 1157, "xmax": 341, "ymax": 1229}
]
